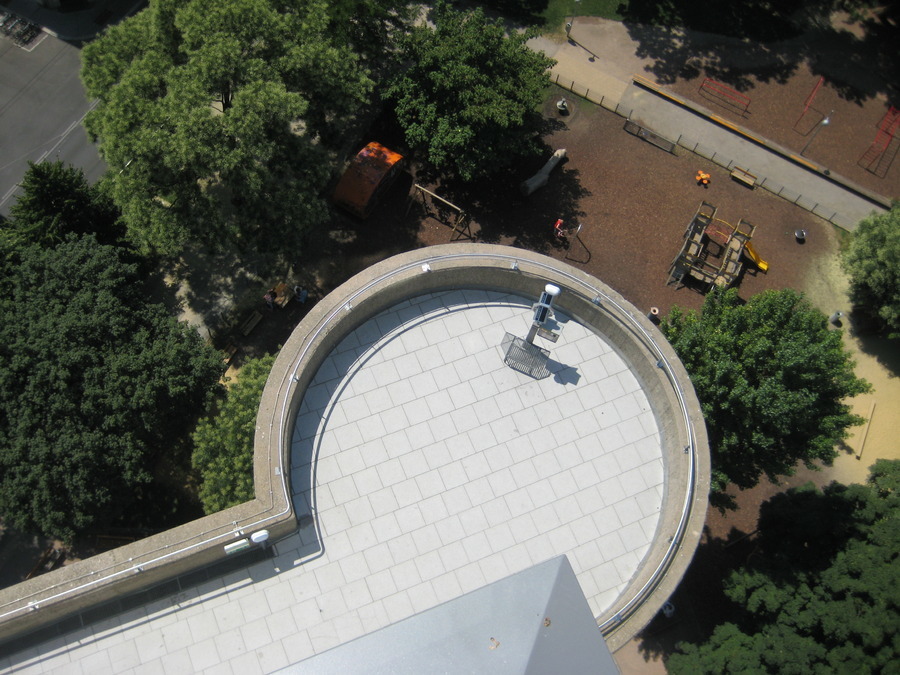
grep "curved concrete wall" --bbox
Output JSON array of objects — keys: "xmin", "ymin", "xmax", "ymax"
[
  {"xmin": 0, "ymin": 243, "xmax": 709, "ymax": 652},
  {"xmin": 259, "ymin": 243, "xmax": 710, "ymax": 649}
]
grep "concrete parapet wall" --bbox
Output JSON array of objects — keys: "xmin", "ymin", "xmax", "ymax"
[{"xmin": 259, "ymin": 243, "xmax": 710, "ymax": 648}]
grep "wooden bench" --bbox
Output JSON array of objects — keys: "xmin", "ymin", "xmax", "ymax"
[
  {"xmin": 240, "ymin": 310, "xmax": 263, "ymax": 336},
  {"xmin": 623, "ymin": 119, "xmax": 677, "ymax": 154},
  {"xmin": 730, "ymin": 166, "xmax": 757, "ymax": 188}
]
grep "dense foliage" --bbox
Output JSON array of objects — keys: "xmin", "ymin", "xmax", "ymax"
[
  {"xmin": 325, "ymin": 0, "xmax": 413, "ymax": 65},
  {"xmin": 843, "ymin": 203, "xmax": 900, "ymax": 338},
  {"xmin": 192, "ymin": 354, "xmax": 276, "ymax": 513},
  {"xmin": 388, "ymin": 1, "xmax": 554, "ymax": 181},
  {"xmin": 4, "ymin": 161, "xmax": 122, "ymax": 249},
  {"xmin": 668, "ymin": 460, "xmax": 900, "ymax": 673},
  {"xmin": 0, "ymin": 236, "xmax": 224, "ymax": 540},
  {"xmin": 81, "ymin": 0, "xmax": 377, "ymax": 255},
  {"xmin": 662, "ymin": 288, "xmax": 870, "ymax": 493}
]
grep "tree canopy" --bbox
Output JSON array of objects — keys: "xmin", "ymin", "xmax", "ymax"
[
  {"xmin": 661, "ymin": 288, "xmax": 870, "ymax": 493},
  {"xmin": 81, "ymin": 0, "xmax": 375, "ymax": 255},
  {"xmin": 192, "ymin": 353, "xmax": 275, "ymax": 513},
  {"xmin": 843, "ymin": 203, "xmax": 900, "ymax": 338},
  {"xmin": 387, "ymin": 1, "xmax": 554, "ymax": 182},
  {"xmin": 667, "ymin": 460, "xmax": 900, "ymax": 673},
  {"xmin": 325, "ymin": 0, "xmax": 413, "ymax": 66},
  {"xmin": 3, "ymin": 161, "xmax": 122, "ymax": 250},
  {"xmin": 0, "ymin": 235, "xmax": 224, "ymax": 540}
]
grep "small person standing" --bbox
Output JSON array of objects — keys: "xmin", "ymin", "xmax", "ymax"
[
  {"xmin": 264, "ymin": 289, "xmax": 276, "ymax": 310},
  {"xmin": 554, "ymin": 219, "xmax": 566, "ymax": 240}
]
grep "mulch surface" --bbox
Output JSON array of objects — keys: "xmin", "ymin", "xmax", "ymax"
[{"xmin": 414, "ymin": 86, "xmax": 834, "ymax": 319}]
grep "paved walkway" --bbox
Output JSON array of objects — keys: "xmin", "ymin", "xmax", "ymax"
[
  {"xmin": 2, "ymin": 289, "xmax": 665, "ymax": 673},
  {"xmin": 529, "ymin": 20, "xmax": 888, "ymax": 230}
]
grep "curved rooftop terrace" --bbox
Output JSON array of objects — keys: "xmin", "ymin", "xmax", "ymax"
[{"xmin": 0, "ymin": 244, "xmax": 709, "ymax": 671}]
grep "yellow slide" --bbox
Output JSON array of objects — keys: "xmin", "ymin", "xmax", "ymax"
[{"xmin": 743, "ymin": 241, "xmax": 769, "ymax": 273}]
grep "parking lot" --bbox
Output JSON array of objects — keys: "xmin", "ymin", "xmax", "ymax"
[{"xmin": 0, "ymin": 33, "xmax": 104, "ymax": 217}]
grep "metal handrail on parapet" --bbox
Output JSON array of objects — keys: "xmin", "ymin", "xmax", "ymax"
[{"xmin": 280, "ymin": 250, "xmax": 700, "ymax": 635}]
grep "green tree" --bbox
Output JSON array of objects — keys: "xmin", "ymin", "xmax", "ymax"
[
  {"xmin": 667, "ymin": 460, "xmax": 900, "ymax": 673},
  {"xmin": 326, "ymin": 0, "xmax": 414, "ymax": 66},
  {"xmin": 0, "ymin": 235, "xmax": 224, "ymax": 540},
  {"xmin": 661, "ymin": 288, "xmax": 870, "ymax": 493},
  {"xmin": 192, "ymin": 354, "xmax": 276, "ymax": 513},
  {"xmin": 81, "ymin": 0, "xmax": 374, "ymax": 255},
  {"xmin": 843, "ymin": 203, "xmax": 900, "ymax": 338},
  {"xmin": 387, "ymin": 1, "xmax": 555, "ymax": 182},
  {"xmin": 3, "ymin": 161, "xmax": 122, "ymax": 249}
]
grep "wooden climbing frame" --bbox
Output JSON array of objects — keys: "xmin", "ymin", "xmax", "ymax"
[{"xmin": 410, "ymin": 184, "xmax": 474, "ymax": 241}]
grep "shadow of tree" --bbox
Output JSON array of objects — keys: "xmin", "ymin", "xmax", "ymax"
[
  {"xmin": 167, "ymin": 246, "xmax": 279, "ymax": 337},
  {"xmin": 463, "ymin": 0, "xmax": 550, "ymax": 27},
  {"xmin": 435, "ymin": 146, "xmax": 591, "ymax": 253},
  {"xmin": 636, "ymin": 478, "xmax": 866, "ymax": 665},
  {"xmin": 623, "ymin": 0, "xmax": 805, "ymax": 44},
  {"xmin": 314, "ymin": 171, "xmax": 422, "ymax": 289},
  {"xmin": 636, "ymin": 525, "xmax": 757, "ymax": 664},
  {"xmin": 850, "ymin": 321, "xmax": 900, "ymax": 377},
  {"xmin": 620, "ymin": 2, "xmax": 899, "ymax": 106},
  {"xmin": 622, "ymin": 21, "xmax": 800, "ymax": 90}
]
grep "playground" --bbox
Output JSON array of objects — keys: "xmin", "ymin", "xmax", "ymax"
[{"xmin": 411, "ymin": 87, "xmax": 833, "ymax": 318}]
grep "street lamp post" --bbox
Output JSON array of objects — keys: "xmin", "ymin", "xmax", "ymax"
[{"xmin": 801, "ymin": 110, "xmax": 832, "ymax": 156}]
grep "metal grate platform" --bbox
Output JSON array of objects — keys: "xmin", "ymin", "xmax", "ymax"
[{"xmin": 502, "ymin": 333, "xmax": 551, "ymax": 379}]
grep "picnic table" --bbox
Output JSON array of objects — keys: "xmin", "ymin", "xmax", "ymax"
[{"xmin": 273, "ymin": 282, "xmax": 295, "ymax": 309}]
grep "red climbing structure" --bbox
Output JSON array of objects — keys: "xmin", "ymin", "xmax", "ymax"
[
  {"xmin": 858, "ymin": 106, "xmax": 900, "ymax": 172},
  {"xmin": 795, "ymin": 76, "xmax": 824, "ymax": 127}
]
